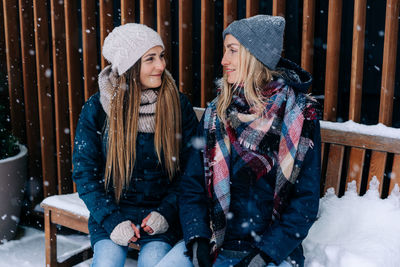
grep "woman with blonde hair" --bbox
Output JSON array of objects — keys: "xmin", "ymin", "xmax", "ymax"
[
  {"xmin": 72, "ymin": 23, "xmax": 197, "ymax": 267},
  {"xmin": 180, "ymin": 15, "xmax": 321, "ymax": 267}
]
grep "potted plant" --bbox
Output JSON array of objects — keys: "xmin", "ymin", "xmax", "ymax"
[{"xmin": 0, "ymin": 105, "xmax": 27, "ymax": 243}]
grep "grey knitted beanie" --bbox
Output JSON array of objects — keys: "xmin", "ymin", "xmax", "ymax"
[
  {"xmin": 223, "ymin": 15, "xmax": 285, "ymax": 70},
  {"xmin": 102, "ymin": 23, "xmax": 164, "ymax": 76}
]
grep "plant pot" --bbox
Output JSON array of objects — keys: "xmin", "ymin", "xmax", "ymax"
[{"xmin": 0, "ymin": 144, "xmax": 27, "ymax": 242}]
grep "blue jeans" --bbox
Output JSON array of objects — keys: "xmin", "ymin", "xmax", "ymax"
[
  {"xmin": 92, "ymin": 239, "xmax": 128, "ymax": 267},
  {"xmin": 150, "ymin": 240, "xmax": 192, "ymax": 267},
  {"xmin": 213, "ymin": 249, "xmax": 293, "ymax": 267},
  {"xmin": 137, "ymin": 240, "xmax": 171, "ymax": 267},
  {"xmin": 92, "ymin": 239, "xmax": 191, "ymax": 267}
]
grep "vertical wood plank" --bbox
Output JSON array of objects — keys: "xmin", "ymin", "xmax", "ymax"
[
  {"xmin": 323, "ymin": 0, "xmax": 342, "ymax": 121},
  {"xmin": 272, "ymin": 0, "xmax": 285, "ymax": 17},
  {"xmin": 33, "ymin": 0, "xmax": 57, "ymax": 197},
  {"xmin": 246, "ymin": 0, "xmax": 259, "ymax": 18},
  {"xmin": 65, "ymin": 0, "xmax": 83, "ymax": 193},
  {"xmin": 367, "ymin": 151, "xmax": 387, "ymax": 195},
  {"xmin": 374, "ymin": 0, "xmax": 399, "ymax": 197},
  {"xmin": 349, "ymin": 0, "xmax": 366, "ymax": 122},
  {"xmin": 222, "ymin": 0, "xmax": 237, "ymax": 69},
  {"xmin": 99, "ymin": 0, "xmax": 114, "ymax": 68},
  {"xmin": 379, "ymin": 0, "xmax": 400, "ymax": 125},
  {"xmin": 65, "ymin": 0, "xmax": 83, "ymax": 151},
  {"xmin": 200, "ymin": 0, "xmax": 214, "ymax": 107},
  {"xmin": 157, "ymin": 0, "xmax": 171, "ymax": 70},
  {"xmin": 345, "ymin": 147, "xmax": 365, "ymax": 194},
  {"xmin": 50, "ymin": 0, "xmax": 72, "ymax": 194},
  {"xmin": 140, "ymin": 0, "xmax": 155, "ymax": 28},
  {"xmin": 301, "ymin": 0, "xmax": 315, "ymax": 88},
  {"xmin": 179, "ymin": 0, "xmax": 193, "ymax": 99},
  {"xmin": 18, "ymin": 0, "xmax": 42, "ymax": 203},
  {"xmin": 121, "ymin": 0, "xmax": 135, "ymax": 24},
  {"xmin": 324, "ymin": 144, "xmax": 345, "ymax": 195},
  {"xmin": 389, "ymin": 154, "xmax": 400, "ymax": 193},
  {"xmin": 44, "ymin": 209, "xmax": 57, "ymax": 266},
  {"xmin": 0, "ymin": 0, "xmax": 6, "ymax": 77},
  {"xmin": 272, "ymin": 0, "xmax": 285, "ymax": 58},
  {"xmin": 223, "ymin": 0, "xmax": 237, "ymax": 29},
  {"xmin": 3, "ymin": 0, "xmax": 26, "ymax": 141},
  {"xmin": 347, "ymin": 0, "xmax": 367, "ymax": 197},
  {"xmin": 82, "ymin": 0, "xmax": 98, "ymax": 100}
]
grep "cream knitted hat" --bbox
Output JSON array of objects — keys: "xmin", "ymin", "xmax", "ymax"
[{"xmin": 102, "ymin": 23, "xmax": 164, "ymax": 76}]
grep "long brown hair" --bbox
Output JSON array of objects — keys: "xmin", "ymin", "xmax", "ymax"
[
  {"xmin": 104, "ymin": 61, "xmax": 182, "ymax": 202},
  {"xmin": 217, "ymin": 44, "xmax": 281, "ymax": 120}
]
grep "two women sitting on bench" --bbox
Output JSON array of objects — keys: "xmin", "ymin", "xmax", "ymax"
[{"xmin": 73, "ymin": 15, "xmax": 321, "ymax": 267}]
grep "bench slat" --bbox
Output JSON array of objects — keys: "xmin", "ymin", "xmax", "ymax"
[
  {"xmin": 389, "ymin": 154, "xmax": 400, "ymax": 193},
  {"xmin": 324, "ymin": 144, "xmax": 345, "ymax": 194},
  {"xmin": 321, "ymin": 127, "xmax": 400, "ymax": 154},
  {"xmin": 46, "ymin": 207, "xmax": 89, "ymax": 233},
  {"xmin": 367, "ymin": 151, "xmax": 387, "ymax": 194},
  {"xmin": 345, "ymin": 147, "xmax": 365, "ymax": 194}
]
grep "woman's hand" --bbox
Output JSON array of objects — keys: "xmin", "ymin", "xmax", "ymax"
[
  {"xmin": 129, "ymin": 223, "xmax": 141, "ymax": 242},
  {"xmin": 141, "ymin": 211, "xmax": 169, "ymax": 235},
  {"xmin": 110, "ymin": 220, "xmax": 140, "ymax": 246},
  {"xmin": 141, "ymin": 213, "xmax": 154, "ymax": 234}
]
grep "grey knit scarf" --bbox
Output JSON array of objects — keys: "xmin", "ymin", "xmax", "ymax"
[
  {"xmin": 138, "ymin": 89, "xmax": 157, "ymax": 133},
  {"xmin": 98, "ymin": 65, "xmax": 158, "ymax": 133}
]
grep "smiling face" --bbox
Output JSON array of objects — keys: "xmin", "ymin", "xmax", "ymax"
[
  {"xmin": 140, "ymin": 46, "xmax": 166, "ymax": 89},
  {"xmin": 221, "ymin": 34, "xmax": 241, "ymax": 85}
]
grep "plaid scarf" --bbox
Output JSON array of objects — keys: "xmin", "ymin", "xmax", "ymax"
[{"xmin": 203, "ymin": 81, "xmax": 316, "ymax": 252}]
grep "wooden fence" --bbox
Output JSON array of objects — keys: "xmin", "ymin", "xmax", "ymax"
[{"xmin": 1, "ymin": 0, "xmax": 399, "ymax": 208}]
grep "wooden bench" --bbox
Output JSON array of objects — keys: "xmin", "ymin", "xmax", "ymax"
[
  {"xmin": 320, "ymin": 120, "xmax": 400, "ymax": 197},
  {"xmin": 40, "ymin": 108, "xmax": 400, "ymax": 266},
  {"xmin": 41, "ymin": 193, "xmax": 92, "ymax": 267}
]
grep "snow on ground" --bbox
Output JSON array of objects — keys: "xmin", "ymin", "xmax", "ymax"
[
  {"xmin": 303, "ymin": 178, "xmax": 400, "ymax": 267},
  {"xmin": 1, "ymin": 178, "xmax": 400, "ymax": 266},
  {"xmin": 0, "ymin": 226, "xmax": 137, "ymax": 267}
]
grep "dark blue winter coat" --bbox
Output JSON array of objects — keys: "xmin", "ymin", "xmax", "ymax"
[
  {"xmin": 72, "ymin": 92, "xmax": 198, "ymax": 247},
  {"xmin": 179, "ymin": 58, "xmax": 321, "ymax": 267}
]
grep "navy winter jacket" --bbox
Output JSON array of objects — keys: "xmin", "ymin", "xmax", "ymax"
[
  {"xmin": 179, "ymin": 58, "xmax": 321, "ymax": 267},
  {"xmin": 72, "ymin": 92, "xmax": 198, "ymax": 247}
]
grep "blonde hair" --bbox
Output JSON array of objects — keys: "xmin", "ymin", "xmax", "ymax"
[
  {"xmin": 217, "ymin": 44, "xmax": 281, "ymax": 120},
  {"xmin": 104, "ymin": 61, "xmax": 181, "ymax": 202}
]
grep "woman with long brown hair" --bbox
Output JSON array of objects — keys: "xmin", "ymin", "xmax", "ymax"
[
  {"xmin": 72, "ymin": 23, "xmax": 197, "ymax": 267},
  {"xmin": 180, "ymin": 15, "xmax": 321, "ymax": 267}
]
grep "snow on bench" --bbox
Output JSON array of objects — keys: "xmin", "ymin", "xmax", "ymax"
[
  {"xmin": 320, "ymin": 120, "xmax": 400, "ymax": 139},
  {"xmin": 41, "ymin": 192, "xmax": 89, "ymax": 219}
]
